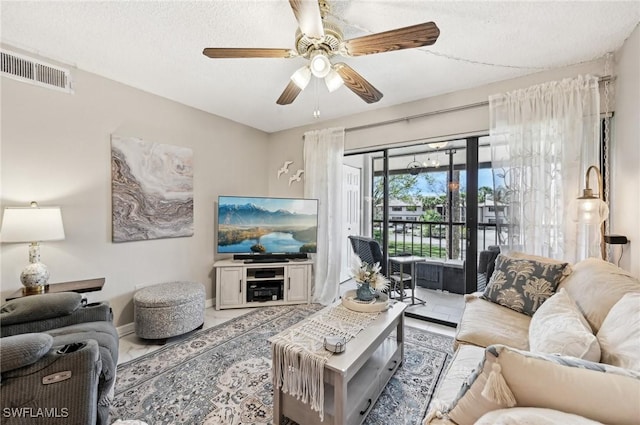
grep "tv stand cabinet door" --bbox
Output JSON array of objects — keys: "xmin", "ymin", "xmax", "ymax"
[
  {"xmin": 217, "ymin": 267, "xmax": 244, "ymax": 308},
  {"xmin": 286, "ymin": 264, "xmax": 309, "ymax": 303}
]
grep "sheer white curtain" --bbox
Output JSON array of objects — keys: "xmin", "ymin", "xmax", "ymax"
[
  {"xmin": 489, "ymin": 75, "xmax": 600, "ymax": 263},
  {"xmin": 303, "ymin": 127, "xmax": 345, "ymax": 305}
]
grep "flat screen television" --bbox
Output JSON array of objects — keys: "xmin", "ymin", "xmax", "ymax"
[{"xmin": 217, "ymin": 196, "xmax": 318, "ymax": 257}]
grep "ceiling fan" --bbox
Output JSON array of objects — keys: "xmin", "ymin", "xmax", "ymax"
[{"xmin": 202, "ymin": 0, "xmax": 440, "ymax": 105}]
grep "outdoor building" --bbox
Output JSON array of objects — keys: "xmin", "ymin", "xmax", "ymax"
[
  {"xmin": 378, "ymin": 198, "xmax": 424, "ymax": 222},
  {"xmin": 478, "ymin": 197, "xmax": 507, "ymax": 224}
]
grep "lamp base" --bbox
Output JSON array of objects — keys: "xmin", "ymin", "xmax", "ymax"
[
  {"xmin": 22, "ymin": 284, "xmax": 49, "ymax": 295},
  {"xmin": 20, "ymin": 261, "xmax": 50, "ymax": 293}
]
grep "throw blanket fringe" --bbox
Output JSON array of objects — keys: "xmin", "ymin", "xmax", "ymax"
[
  {"xmin": 271, "ymin": 305, "xmax": 379, "ymax": 421},
  {"xmin": 422, "ymin": 399, "xmax": 450, "ymax": 425}
]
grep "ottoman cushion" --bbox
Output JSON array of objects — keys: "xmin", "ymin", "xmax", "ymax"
[
  {"xmin": 134, "ymin": 281, "xmax": 205, "ymax": 340},
  {"xmin": 135, "ymin": 282, "xmax": 204, "ymax": 308}
]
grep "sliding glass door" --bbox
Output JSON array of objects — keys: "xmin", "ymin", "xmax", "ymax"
[{"xmin": 343, "ymin": 136, "xmax": 496, "ymax": 325}]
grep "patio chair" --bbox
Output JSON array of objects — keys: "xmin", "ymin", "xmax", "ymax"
[{"xmin": 348, "ymin": 235, "xmax": 412, "ymax": 298}]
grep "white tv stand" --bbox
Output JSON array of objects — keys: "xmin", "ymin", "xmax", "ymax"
[{"xmin": 214, "ymin": 258, "xmax": 313, "ymax": 310}]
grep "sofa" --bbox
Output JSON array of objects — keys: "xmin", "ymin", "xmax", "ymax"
[
  {"xmin": 0, "ymin": 292, "xmax": 119, "ymax": 425},
  {"xmin": 424, "ymin": 255, "xmax": 640, "ymax": 425}
]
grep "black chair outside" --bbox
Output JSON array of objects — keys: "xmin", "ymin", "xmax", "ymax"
[{"xmin": 348, "ymin": 235, "xmax": 412, "ymax": 299}]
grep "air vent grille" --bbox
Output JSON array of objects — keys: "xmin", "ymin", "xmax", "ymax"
[{"xmin": 1, "ymin": 50, "xmax": 73, "ymax": 93}]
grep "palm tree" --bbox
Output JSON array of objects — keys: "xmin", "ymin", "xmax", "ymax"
[{"xmin": 478, "ymin": 186, "xmax": 493, "ymax": 203}]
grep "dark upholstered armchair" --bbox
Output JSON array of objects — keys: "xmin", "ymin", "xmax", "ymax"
[
  {"xmin": 478, "ymin": 245, "xmax": 501, "ymax": 282},
  {"xmin": 0, "ymin": 293, "xmax": 119, "ymax": 425}
]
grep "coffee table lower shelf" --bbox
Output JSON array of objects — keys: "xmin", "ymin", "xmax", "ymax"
[
  {"xmin": 281, "ymin": 338, "xmax": 402, "ymax": 425},
  {"xmin": 272, "ymin": 301, "xmax": 406, "ymax": 425}
]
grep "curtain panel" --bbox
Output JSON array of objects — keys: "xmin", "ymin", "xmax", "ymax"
[
  {"xmin": 489, "ymin": 75, "xmax": 601, "ymax": 263},
  {"xmin": 303, "ymin": 127, "xmax": 345, "ymax": 305}
]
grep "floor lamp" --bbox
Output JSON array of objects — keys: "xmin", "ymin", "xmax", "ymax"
[{"xmin": 575, "ymin": 165, "xmax": 608, "ymax": 260}]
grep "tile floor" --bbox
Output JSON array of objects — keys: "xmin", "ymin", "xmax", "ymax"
[
  {"xmin": 404, "ymin": 287, "xmax": 466, "ymax": 324},
  {"xmin": 118, "ymin": 282, "xmax": 457, "ymax": 365}
]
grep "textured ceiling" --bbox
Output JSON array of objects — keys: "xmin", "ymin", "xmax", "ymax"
[{"xmin": 1, "ymin": 1, "xmax": 639, "ymax": 133}]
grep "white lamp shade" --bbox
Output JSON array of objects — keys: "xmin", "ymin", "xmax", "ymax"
[
  {"xmin": 1, "ymin": 206, "xmax": 65, "ymax": 242},
  {"xmin": 291, "ymin": 66, "xmax": 311, "ymax": 89},
  {"xmin": 574, "ymin": 198, "xmax": 609, "ymax": 225},
  {"xmin": 309, "ymin": 52, "xmax": 331, "ymax": 78},
  {"xmin": 324, "ymin": 68, "xmax": 344, "ymax": 92}
]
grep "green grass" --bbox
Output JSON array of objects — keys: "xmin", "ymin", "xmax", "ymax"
[{"xmin": 388, "ymin": 242, "xmax": 447, "ymax": 258}]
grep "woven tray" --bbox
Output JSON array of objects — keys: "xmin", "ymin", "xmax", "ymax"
[{"xmin": 341, "ymin": 289, "xmax": 390, "ymax": 312}]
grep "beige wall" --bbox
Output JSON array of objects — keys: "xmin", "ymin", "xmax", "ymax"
[
  {"xmin": 612, "ymin": 23, "xmax": 640, "ymax": 277},
  {"xmin": 1, "ymin": 53, "xmax": 269, "ymax": 326}
]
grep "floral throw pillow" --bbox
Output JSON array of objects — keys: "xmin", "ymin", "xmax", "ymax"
[{"xmin": 481, "ymin": 254, "xmax": 569, "ymax": 316}]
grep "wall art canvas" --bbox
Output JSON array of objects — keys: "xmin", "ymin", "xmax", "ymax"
[{"xmin": 111, "ymin": 135, "xmax": 193, "ymax": 242}]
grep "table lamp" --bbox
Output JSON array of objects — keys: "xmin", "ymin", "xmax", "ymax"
[{"xmin": 0, "ymin": 202, "xmax": 65, "ymax": 294}]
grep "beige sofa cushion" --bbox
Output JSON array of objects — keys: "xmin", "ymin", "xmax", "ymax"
[
  {"xmin": 475, "ymin": 408, "xmax": 604, "ymax": 425},
  {"xmin": 529, "ymin": 288, "xmax": 600, "ymax": 361},
  {"xmin": 447, "ymin": 345, "xmax": 640, "ymax": 425},
  {"xmin": 424, "ymin": 344, "xmax": 485, "ymax": 425},
  {"xmin": 559, "ymin": 258, "xmax": 640, "ymax": 332},
  {"xmin": 455, "ymin": 294, "xmax": 530, "ymax": 350},
  {"xmin": 597, "ymin": 293, "xmax": 640, "ymax": 371},
  {"xmin": 433, "ymin": 344, "xmax": 485, "ymax": 404}
]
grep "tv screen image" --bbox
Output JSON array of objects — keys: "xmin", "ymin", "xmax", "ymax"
[{"xmin": 217, "ymin": 196, "xmax": 318, "ymax": 255}]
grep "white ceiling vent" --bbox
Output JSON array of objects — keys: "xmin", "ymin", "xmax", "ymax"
[{"xmin": 1, "ymin": 49, "xmax": 73, "ymax": 93}]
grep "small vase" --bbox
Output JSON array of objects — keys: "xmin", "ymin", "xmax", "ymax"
[{"xmin": 356, "ymin": 282, "xmax": 375, "ymax": 301}]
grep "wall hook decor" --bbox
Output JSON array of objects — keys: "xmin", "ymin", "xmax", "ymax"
[
  {"xmin": 289, "ymin": 169, "xmax": 304, "ymax": 186},
  {"xmin": 277, "ymin": 161, "xmax": 294, "ymax": 179}
]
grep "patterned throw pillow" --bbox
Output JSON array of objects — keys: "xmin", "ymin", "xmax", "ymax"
[{"xmin": 481, "ymin": 254, "xmax": 569, "ymax": 316}]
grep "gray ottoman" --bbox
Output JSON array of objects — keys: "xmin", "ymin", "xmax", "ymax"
[{"xmin": 134, "ymin": 281, "xmax": 205, "ymax": 340}]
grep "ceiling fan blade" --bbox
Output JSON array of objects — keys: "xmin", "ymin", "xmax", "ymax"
[
  {"xmin": 289, "ymin": 0, "xmax": 325, "ymax": 39},
  {"xmin": 334, "ymin": 63, "xmax": 383, "ymax": 104},
  {"xmin": 203, "ymin": 48, "xmax": 294, "ymax": 59},
  {"xmin": 342, "ymin": 22, "xmax": 440, "ymax": 56},
  {"xmin": 276, "ymin": 80, "xmax": 303, "ymax": 105}
]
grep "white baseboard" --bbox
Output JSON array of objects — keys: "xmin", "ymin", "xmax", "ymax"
[{"xmin": 116, "ymin": 297, "xmax": 215, "ymax": 338}]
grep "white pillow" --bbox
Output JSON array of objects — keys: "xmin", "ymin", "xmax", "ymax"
[
  {"xmin": 475, "ymin": 407, "xmax": 605, "ymax": 425},
  {"xmin": 597, "ymin": 292, "xmax": 640, "ymax": 372},
  {"xmin": 529, "ymin": 288, "xmax": 600, "ymax": 361}
]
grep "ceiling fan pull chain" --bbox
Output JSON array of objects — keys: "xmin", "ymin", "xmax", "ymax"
[{"xmin": 313, "ymin": 77, "xmax": 321, "ymax": 119}]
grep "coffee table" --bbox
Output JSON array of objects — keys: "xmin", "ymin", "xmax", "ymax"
[{"xmin": 270, "ymin": 300, "xmax": 407, "ymax": 425}]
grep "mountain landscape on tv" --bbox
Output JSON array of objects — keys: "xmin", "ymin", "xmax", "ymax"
[{"xmin": 218, "ymin": 200, "xmax": 318, "ymax": 254}]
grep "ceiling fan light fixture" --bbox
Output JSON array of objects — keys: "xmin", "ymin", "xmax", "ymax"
[
  {"xmin": 324, "ymin": 68, "xmax": 344, "ymax": 92},
  {"xmin": 291, "ymin": 66, "xmax": 312, "ymax": 89},
  {"xmin": 309, "ymin": 51, "xmax": 331, "ymax": 78}
]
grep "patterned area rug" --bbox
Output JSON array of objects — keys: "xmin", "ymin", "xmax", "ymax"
[{"xmin": 111, "ymin": 304, "xmax": 454, "ymax": 425}]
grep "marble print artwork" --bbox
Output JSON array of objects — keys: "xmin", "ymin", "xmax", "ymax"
[{"xmin": 111, "ymin": 135, "xmax": 193, "ymax": 242}]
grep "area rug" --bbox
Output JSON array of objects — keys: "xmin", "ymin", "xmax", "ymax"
[{"xmin": 111, "ymin": 304, "xmax": 454, "ymax": 425}]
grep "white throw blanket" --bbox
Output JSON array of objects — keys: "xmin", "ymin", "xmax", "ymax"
[{"xmin": 271, "ymin": 305, "xmax": 380, "ymax": 421}]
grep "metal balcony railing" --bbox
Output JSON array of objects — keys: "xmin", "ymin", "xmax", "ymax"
[{"xmin": 372, "ymin": 219, "xmax": 499, "ymax": 261}]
